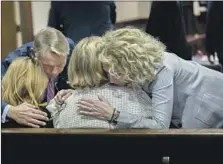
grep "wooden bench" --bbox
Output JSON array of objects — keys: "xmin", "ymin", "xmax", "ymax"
[{"xmin": 2, "ymin": 129, "xmax": 223, "ymax": 164}]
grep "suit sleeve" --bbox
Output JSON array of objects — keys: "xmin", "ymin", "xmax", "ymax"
[{"xmin": 1, "ymin": 42, "xmax": 32, "ymax": 79}]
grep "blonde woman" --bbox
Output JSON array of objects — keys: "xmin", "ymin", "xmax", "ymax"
[
  {"xmin": 46, "ymin": 36, "xmax": 153, "ymax": 129},
  {"xmin": 77, "ymin": 27, "xmax": 223, "ymax": 129},
  {"xmin": 2, "ymin": 57, "xmax": 50, "ymax": 128}
]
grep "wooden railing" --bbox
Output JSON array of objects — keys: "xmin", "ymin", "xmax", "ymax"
[
  {"xmin": 2, "ymin": 129, "xmax": 223, "ymax": 164},
  {"xmin": 2, "ymin": 128, "xmax": 223, "ymax": 135}
]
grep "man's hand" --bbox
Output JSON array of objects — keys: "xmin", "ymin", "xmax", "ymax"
[
  {"xmin": 54, "ymin": 89, "xmax": 73, "ymax": 105},
  {"xmin": 7, "ymin": 102, "xmax": 49, "ymax": 128}
]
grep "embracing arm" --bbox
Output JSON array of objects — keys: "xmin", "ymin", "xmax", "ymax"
[
  {"xmin": 116, "ymin": 67, "xmax": 174, "ymax": 129},
  {"xmin": 46, "ymin": 89, "xmax": 73, "ymax": 128}
]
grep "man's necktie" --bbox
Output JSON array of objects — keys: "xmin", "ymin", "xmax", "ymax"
[{"xmin": 47, "ymin": 78, "xmax": 55, "ymax": 102}]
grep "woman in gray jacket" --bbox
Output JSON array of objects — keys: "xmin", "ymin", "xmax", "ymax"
[{"xmin": 76, "ymin": 28, "xmax": 223, "ymax": 129}]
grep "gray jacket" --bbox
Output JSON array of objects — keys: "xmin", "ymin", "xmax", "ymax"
[{"xmin": 142, "ymin": 52, "xmax": 223, "ymax": 128}]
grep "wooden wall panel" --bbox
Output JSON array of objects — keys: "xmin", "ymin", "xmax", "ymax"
[
  {"xmin": 19, "ymin": 1, "xmax": 34, "ymax": 43},
  {"xmin": 1, "ymin": 1, "xmax": 17, "ymax": 59}
]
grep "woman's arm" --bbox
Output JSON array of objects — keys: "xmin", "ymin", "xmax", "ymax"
[
  {"xmin": 78, "ymin": 67, "xmax": 174, "ymax": 129},
  {"xmin": 115, "ymin": 66, "xmax": 174, "ymax": 129}
]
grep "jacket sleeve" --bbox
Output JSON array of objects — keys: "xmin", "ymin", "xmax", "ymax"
[
  {"xmin": 1, "ymin": 101, "xmax": 8, "ymax": 115},
  {"xmin": 116, "ymin": 66, "xmax": 173, "ymax": 129},
  {"xmin": 1, "ymin": 42, "xmax": 33, "ymax": 79}
]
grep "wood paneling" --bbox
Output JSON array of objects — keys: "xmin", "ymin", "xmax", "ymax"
[
  {"xmin": 2, "ymin": 128, "xmax": 223, "ymax": 135},
  {"xmin": 19, "ymin": 1, "xmax": 34, "ymax": 43},
  {"xmin": 1, "ymin": 1, "xmax": 17, "ymax": 59}
]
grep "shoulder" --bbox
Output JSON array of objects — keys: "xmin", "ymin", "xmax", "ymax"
[
  {"xmin": 144, "ymin": 65, "xmax": 174, "ymax": 93},
  {"xmin": 10, "ymin": 41, "xmax": 34, "ymax": 57},
  {"xmin": 66, "ymin": 37, "xmax": 76, "ymax": 60},
  {"xmin": 2, "ymin": 41, "xmax": 34, "ymax": 65},
  {"xmin": 66, "ymin": 37, "xmax": 75, "ymax": 50}
]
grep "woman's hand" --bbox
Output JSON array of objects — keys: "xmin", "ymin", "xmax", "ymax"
[
  {"xmin": 77, "ymin": 95, "xmax": 115, "ymax": 121},
  {"xmin": 54, "ymin": 89, "xmax": 73, "ymax": 105},
  {"xmin": 7, "ymin": 102, "xmax": 49, "ymax": 128}
]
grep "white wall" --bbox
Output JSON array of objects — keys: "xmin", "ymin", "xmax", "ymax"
[
  {"xmin": 115, "ymin": 1, "xmax": 152, "ymax": 23},
  {"xmin": 31, "ymin": 1, "xmax": 51, "ymax": 35},
  {"xmin": 115, "ymin": 2, "xmax": 139, "ymax": 22},
  {"xmin": 138, "ymin": 1, "xmax": 152, "ymax": 19}
]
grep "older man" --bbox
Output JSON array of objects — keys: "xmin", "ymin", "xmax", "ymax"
[{"xmin": 1, "ymin": 27, "xmax": 75, "ymax": 128}]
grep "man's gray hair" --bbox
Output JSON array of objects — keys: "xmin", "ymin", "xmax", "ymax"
[{"xmin": 33, "ymin": 27, "xmax": 69, "ymax": 57}]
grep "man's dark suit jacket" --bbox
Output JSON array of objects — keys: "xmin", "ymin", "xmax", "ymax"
[
  {"xmin": 145, "ymin": 1, "xmax": 192, "ymax": 60},
  {"xmin": 1, "ymin": 38, "xmax": 75, "ymax": 127},
  {"xmin": 205, "ymin": 1, "xmax": 223, "ymax": 66},
  {"xmin": 48, "ymin": 1, "xmax": 114, "ymax": 43}
]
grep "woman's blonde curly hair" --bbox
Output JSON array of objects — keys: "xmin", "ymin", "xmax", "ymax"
[{"xmin": 100, "ymin": 27, "xmax": 166, "ymax": 86}]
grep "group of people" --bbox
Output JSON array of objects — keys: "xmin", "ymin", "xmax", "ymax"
[{"xmin": 2, "ymin": 26, "xmax": 223, "ymax": 129}]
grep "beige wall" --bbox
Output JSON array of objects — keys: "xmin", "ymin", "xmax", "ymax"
[
  {"xmin": 115, "ymin": 1, "xmax": 152, "ymax": 22},
  {"xmin": 31, "ymin": 1, "xmax": 51, "ymax": 35}
]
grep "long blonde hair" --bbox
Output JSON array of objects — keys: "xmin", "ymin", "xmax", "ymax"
[
  {"xmin": 2, "ymin": 57, "xmax": 48, "ymax": 107},
  {"xmin": 68, "ymin": 36, "xmax": 106, "ymax": 89},
  {"xmin": 100, "ymin": 27, "xmax": 166, "ymax": 86}
]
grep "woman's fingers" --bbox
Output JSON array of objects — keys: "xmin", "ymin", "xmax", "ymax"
[
  {"xmin": 78, "ymin": 110, "xmax": 101, "ymax": 117},
  {"xmin": 76, "ymin": 104, "xmax": 93, "ymax": 112},
  {"xmin": 97, "ymin": 95, "xmax": 110, "ymax": 104}
]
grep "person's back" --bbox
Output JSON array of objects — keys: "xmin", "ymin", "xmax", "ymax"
[
  {"xmin": 205, "ymin": 1, "xmax": 223, "ymax": 66},
  {"xmin": 47, "ymin": 83, "xmax": 152, "ymax": 128},
  {"xmin": 159, "ymin": 52, "xmax": 223, "ymax": 128},
  {"xmin": 145, "ymin": 1, "xmax": 192, "ymax": 60},
  {"xmin": 48, "ymin": 1, "xmax": 113, "ymax": 43}
]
